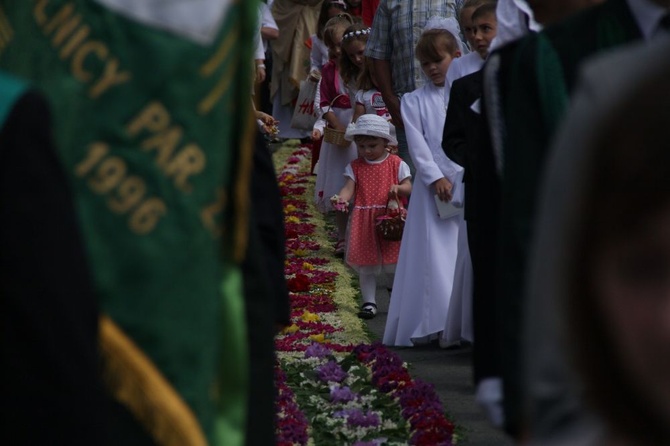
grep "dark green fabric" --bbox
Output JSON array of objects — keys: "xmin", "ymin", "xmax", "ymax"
[
  {"xmin": 497, "ymin": 0, "xmax": 642, "ymax": 435},
  {"xmin": 0, "ymin": 70, "xmax": 27, "ymax": 128},
  {"xmin": 0, "ymin": 1, "xmax": 257, "ymax": 443}
]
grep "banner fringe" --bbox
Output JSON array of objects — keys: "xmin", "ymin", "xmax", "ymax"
[{"xmin": 99, "ymin": 315, "xmax": 208, "ymax": 446}]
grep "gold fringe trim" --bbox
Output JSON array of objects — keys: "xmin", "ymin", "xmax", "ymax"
[
  {"xmin": 231, "ymin": 107, "xmax": 256, "ymax": 263},
  {"xmin": 99, "ymin": 315, "xmax": 208, "ymax": 446}
]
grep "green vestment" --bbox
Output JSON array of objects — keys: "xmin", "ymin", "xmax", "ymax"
[{"xmin": 0, "ymin": 1, "xmax": 258, "ymax": 444}]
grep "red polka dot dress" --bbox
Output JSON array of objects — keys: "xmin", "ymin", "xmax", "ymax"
[{"xmin": 346, "ymin": 154, "xmax": 404, "ymax": 272}]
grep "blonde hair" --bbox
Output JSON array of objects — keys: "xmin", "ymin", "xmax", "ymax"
[
  {"xmin": 461, "ymin": 0, "xmax": 494, "ymax": 10},
  {"xmin": 356, "ymin": 58, "xmax": 375, "ymax": 91},
  {"xmin": 471, "ymin": 3, "xmax": 498, "ymax": 22},
  {"xmin": 323, "ymin": 13, "xmax": 354, "ymax": 48},
  {"xmin": 415, "ymin": 29, "xmax": 460, "ymax": 62},
  {"xmin": 339, "ymin": 23, "xmax": 370, "ymax": 85}
]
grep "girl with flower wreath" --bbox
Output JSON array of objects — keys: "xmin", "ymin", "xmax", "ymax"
[{"xmin": 313, "ymin": 20, "xmax": 370, "ymax": 256}]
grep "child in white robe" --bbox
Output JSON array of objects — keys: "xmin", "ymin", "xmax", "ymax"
[{"xmin": 383, "ymin": 18, "xmax": 468, "ymax": 347}]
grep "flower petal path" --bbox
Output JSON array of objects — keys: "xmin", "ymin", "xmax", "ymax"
[{"xmin": 273, "ymin": 143, "xmax": 459, "ymax": 445}]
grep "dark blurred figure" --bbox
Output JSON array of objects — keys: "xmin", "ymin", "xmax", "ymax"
[
  {"xmin": 242, "ymin": 130, "xmax": 290, "ymax": 446},
  {"xmin": 526, "ymin": 36, "xmax": 670, "ymax": 446},
  {"xmin": 0, "ymin": 72, "xmax": 105, "ymax": 444},
  {"xmin": 486, "ymin": 0, "xmax": 669, "ymax": 438}
]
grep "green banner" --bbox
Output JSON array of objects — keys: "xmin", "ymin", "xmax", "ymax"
[{"xmin": 0, "ymin": 1, "xmax": 256, "ymax": 443}]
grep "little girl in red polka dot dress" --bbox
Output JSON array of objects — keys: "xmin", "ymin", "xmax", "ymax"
[{"xmin": 331, "ymin": 114, "xmax": 412, "ymax": 319}]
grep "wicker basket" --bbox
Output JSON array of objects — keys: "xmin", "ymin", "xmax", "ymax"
[
  {"xmin": 375, "ymin": 198, "xmax": 406, "ymax": 241},
  {"xmin": 324, "ymin": 126, "xmax": 346, "ymax": 145},
  {"xmin": 323, "ymin": 93, "xmax": 348, "ymax": 146}
]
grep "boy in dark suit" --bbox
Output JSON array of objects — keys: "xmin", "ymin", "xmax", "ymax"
[{"xmin": 442, "ymin": 1, "xmax": 504, "ymax": 431}]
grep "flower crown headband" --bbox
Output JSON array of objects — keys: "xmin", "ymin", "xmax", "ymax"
[{"xmin": 342, "ymin": 28, "xmax": 371, "ymax": 41}]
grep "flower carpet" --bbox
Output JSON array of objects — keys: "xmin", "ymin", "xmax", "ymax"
[{"xmin": 273, "ymin": 143, "xmax": 459, "ymax": 446}]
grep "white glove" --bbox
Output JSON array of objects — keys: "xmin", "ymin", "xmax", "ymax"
[{"xmin": 475, "ymin": 377, "xmax": 505, "ymax": 428}]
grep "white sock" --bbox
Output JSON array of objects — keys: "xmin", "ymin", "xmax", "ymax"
[{"xmin": 359, "ymin": 272, "xmax": 377, "ymax": 305}]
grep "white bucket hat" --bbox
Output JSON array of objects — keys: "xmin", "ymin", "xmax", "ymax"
[{"xmin": 344, "ymin": 114, "xmax": 398, "ymax": 146}]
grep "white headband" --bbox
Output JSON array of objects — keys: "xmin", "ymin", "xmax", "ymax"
[
  {"xmin": 330, "ymin": 0, "xmax": 348, "ymax": 9},
  {"xmin": 343, "ymin": 27, "xmax": 371, "ymax": 41}
]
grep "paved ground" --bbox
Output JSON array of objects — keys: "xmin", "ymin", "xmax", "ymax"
[{"xmin": 366, "ymin": 288, "xmax": 513, "ymax": 446}]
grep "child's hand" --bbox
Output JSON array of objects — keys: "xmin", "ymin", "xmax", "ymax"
[
  {"xmin": 256, "ymin": 111, "xmax": 275, "ymax": 125},
  {"xmin": 388, "ymin": 185, "xmax": 401, "ymax": 199},
  {"xmin": 308, "ymin": 70, "xmax": 321, "ymax": 82},
  {"xmin": 433, "ymin": 177, "xmax": 453, "ymax": 202},
  {"xmin": 256, "ymin": 65, "xmax": 266, "ymax": 84},
  {"xmin": 256, "ymin": 111, "xmax": 279, "ymax": 135},
  {"xmin": 312, "ymin": 129, "xmax": 322, "ymax": 140},
  {"xmin": 330, "ymin": 195, "xmax": 349, "ymax": 212}
]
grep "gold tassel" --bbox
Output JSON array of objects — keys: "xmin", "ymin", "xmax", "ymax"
[{"xmin": 99, "ymin": 315, "xmax": 208, "ymax": 446}]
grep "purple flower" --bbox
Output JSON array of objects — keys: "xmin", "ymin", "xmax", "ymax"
[
  {"xmin": 333, "ymin": 408, "xmax": 381, "ymax": 428},
  {"xmin": 317, "ymin": 361, "xmax": 347, "ymax": 383},
  {"xmin": 348, "ymin": 410, "xmax": 381, "ymax": 428},
  {"xmin": 333, "ymin": 408, "xmax": 356, "ymax": 418},
  {"xmin": 305, "ymin": 342, "xmax": 332, "ymax": 359},
  {"xmin": 330, "ymin": 385, "xmax": 356, "ymax": 403}
]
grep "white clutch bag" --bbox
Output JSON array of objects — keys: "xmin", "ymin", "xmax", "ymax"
[{"xmin": 434, "ymin": 194, "xmax": 462, "ymax": 220}]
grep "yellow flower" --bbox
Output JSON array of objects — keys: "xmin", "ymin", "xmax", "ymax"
[
  {"xmin": 308, "ymin": 333, "xmax": 326, "ymax": 343},
  {"xmin": 284, "ymin": 204, "xmax": 297, "ymax": 213},
  {"xmin": 301, "ymin": 311, "xmax": 320, "ymax": 322},
  {"xmin": 302, "ymin": 262, "xmax": 315, "ymax": 271},
  {"xmin": 293, "ymin": 249, "xmax": 308, "ymax": 257},
  {"xmin": 282, "ymin": 324, "xmax": 300, "ymax": 334},
  {"xmin": 286, "ymin": 216, "xmax": 300, "ymax": 224}
]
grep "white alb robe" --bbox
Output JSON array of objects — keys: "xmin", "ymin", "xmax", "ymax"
[{"xmin": 383, "ymin": 82, "xmax": 471, "ymax": 346}]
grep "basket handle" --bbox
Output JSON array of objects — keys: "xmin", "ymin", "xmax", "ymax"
[
  {"xmin": 329, "ymin": 93, "xmax": 346, "ymax": 108},
  {"xmin": 384, "ymin": 196, "xmax": 404, "ymax": 213},
  {"xmin": 324, "ymin": 93, "xmax": 347, "ymax": 124}
]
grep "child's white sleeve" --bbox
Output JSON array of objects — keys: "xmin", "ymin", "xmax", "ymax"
[
  {"xmin": 313, "ymin": 117, "xmax": 326, "ymax": 134},
  {"xmin": 354, "ymin": 89, "xmax": 365, "ymax": 106},
  {"xmin": 310, "ymin": 35, "xmax": 322, "ymax": 73},
  {"xmin": 398, "ymin": 161, "xmax": 411, "ymax": 182},
  {"xmin": 401, "ymin": 92, "xmax": 445, "ymax": 187},
  {"xmin": 314, "ymin": 77, "xmax": 323, "ymax": 117},
  {"xmin": 344, "ymin": 164, "xmax": 355, "ymax": 181},
  {"xmin": 260, "ymin": 3, "xmax": 278, "ymax": 31}
]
